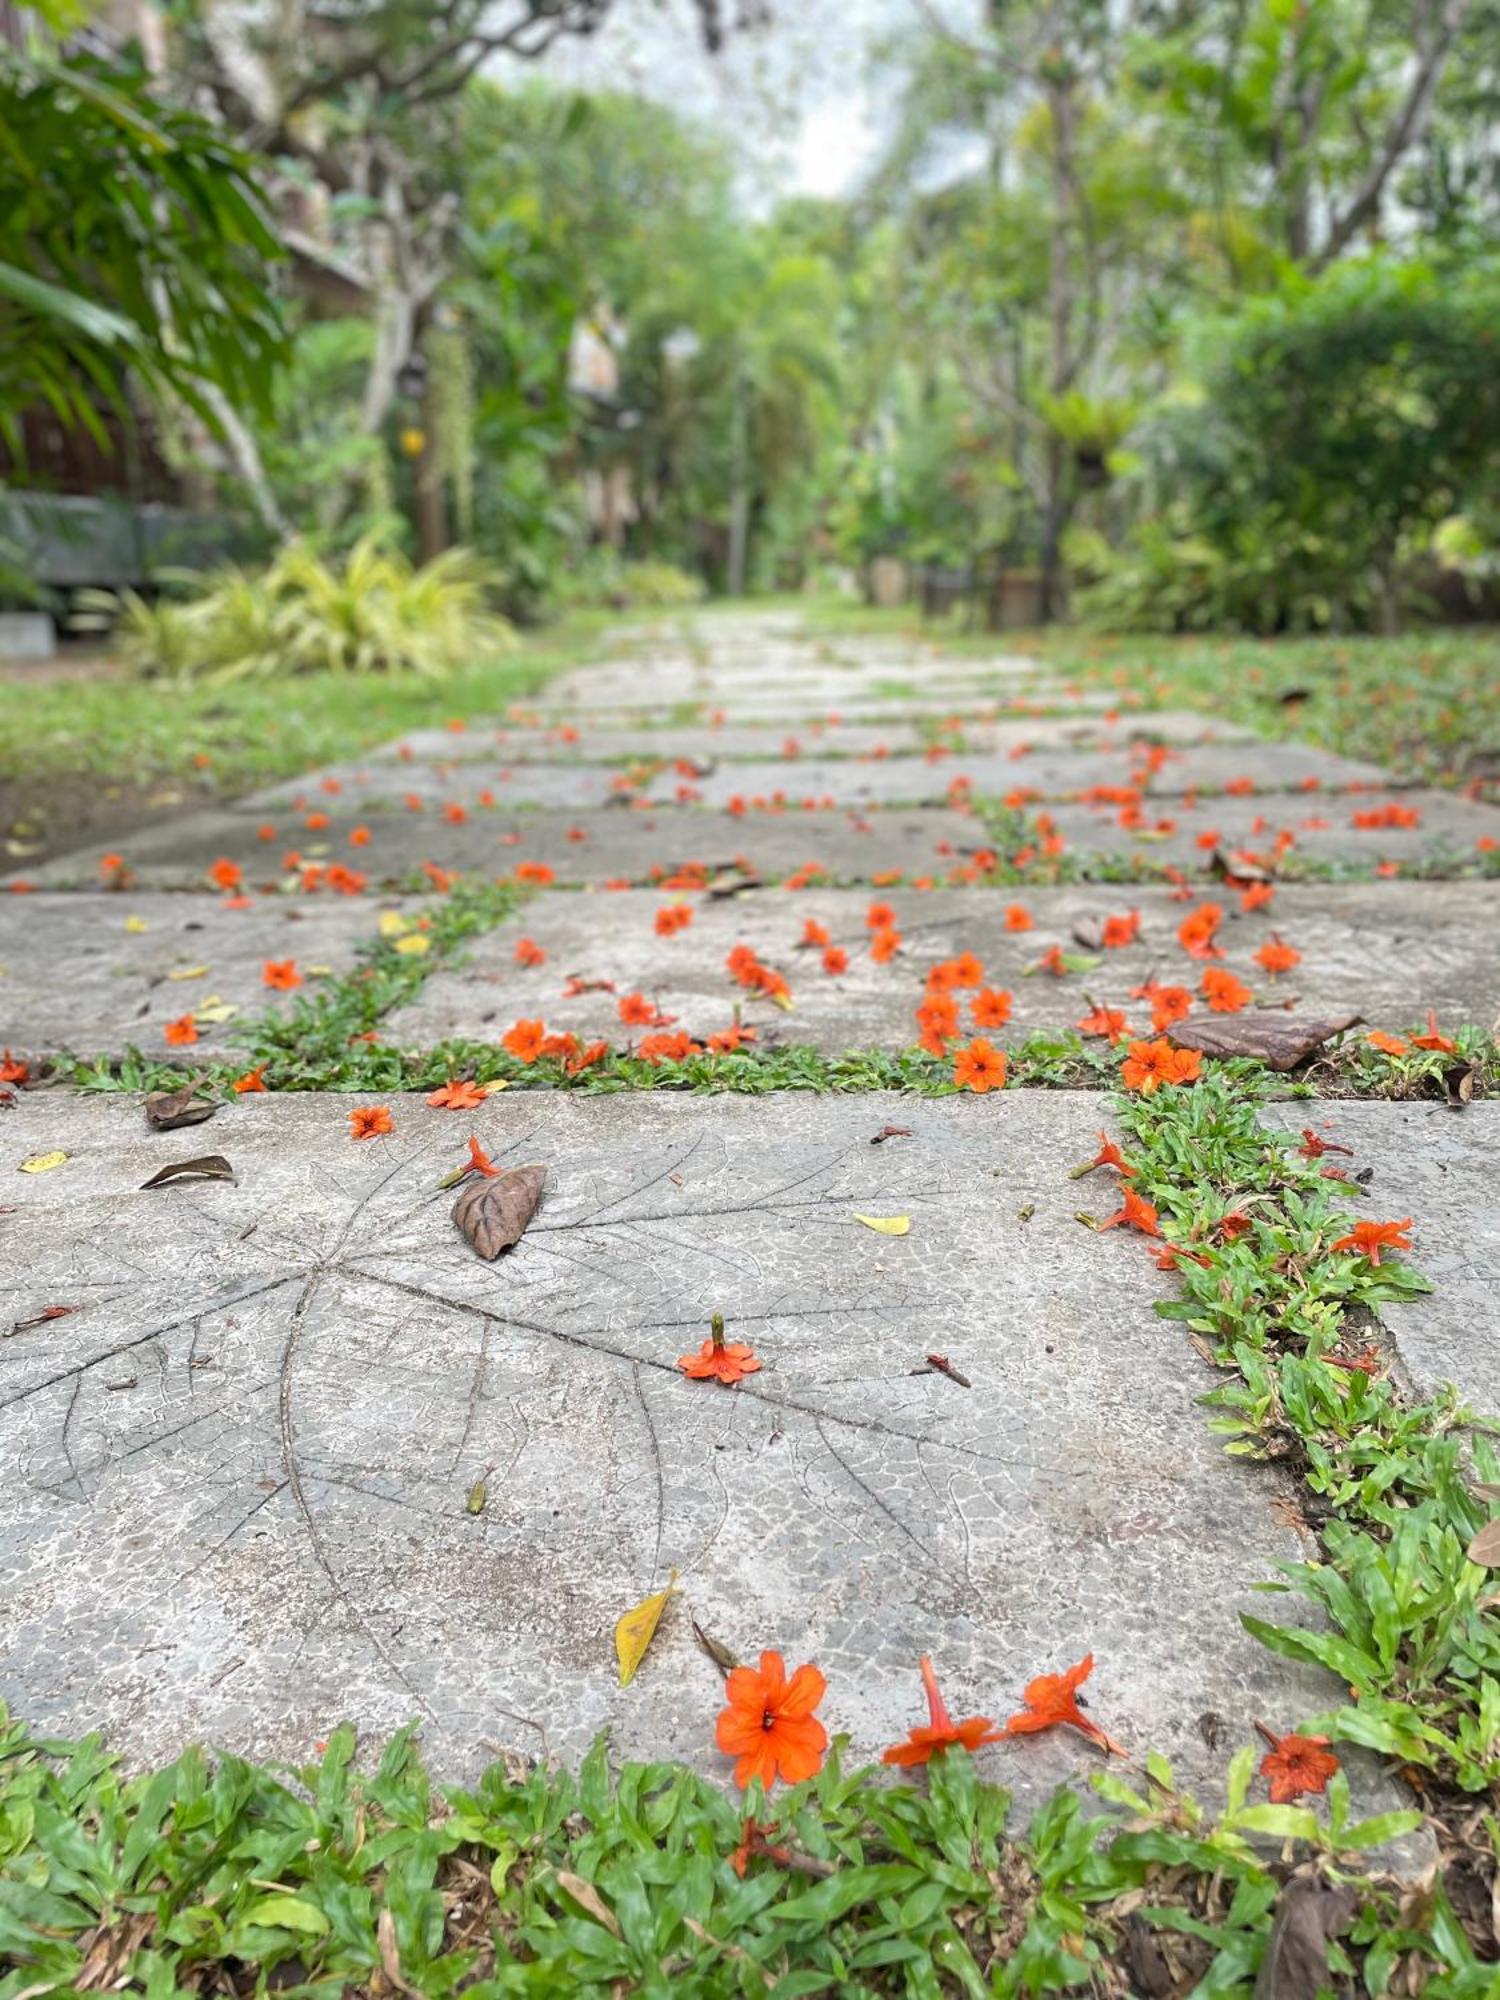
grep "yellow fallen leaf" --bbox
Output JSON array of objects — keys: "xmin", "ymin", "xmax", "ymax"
[
  {"xmin": 196, "ymin": 996, "xmax": 239, "ymax": 1024},
  {"xmin": 478, "ymin": 1079, "xmax": 510, "ymax": 1096},
  {"xmin": 306, "ymin": 963, "xmax": 333, "ymax": 977},
  {"xmin": 167, "ymin": 965, "xmax": 209, "ymax": 981},
  {"xmin": 854, "ymin": 1213, "xmax": 910, "ymax": 1236},
  {"xmin": 615, "ymin": 1570, "xmax": 679, "ymax": 1687},
  {"xmin": 769, "ymin": 989, "xmax": 794, "ymax": 1012},
  {"xmin": 19, "ymin": 1151, "xmax": 67, "ymax": 1174},
  {"xmin": 378, "ymin": 911, "xmax": 412, "ymax": 938},
  {"xmin": 394, "ymin": 933, "xmax": 431, "ymax": 956},
  {"xmin": 124, "ymin": 915, "xmax": 149, "ymax": 933}
]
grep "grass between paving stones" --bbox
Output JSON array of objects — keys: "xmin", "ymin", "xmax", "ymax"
[{"xmin": 7, "ymin": 1069, "xmax": 1500, "ymax": 1995}]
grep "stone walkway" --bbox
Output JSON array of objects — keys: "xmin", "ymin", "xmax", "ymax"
[{"xmin": 2, "ymin": 608, "xmax": 1497, "ymax": 1824}]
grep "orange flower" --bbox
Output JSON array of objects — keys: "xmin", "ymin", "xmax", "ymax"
[
  {"xmin": 515, "ymin": 862, "xmax": 555, "ymax": 886},
  {"xmin": 655, "ymin": 903, "xmax": 693, "ymax": 936},
  {"xmin": 1252, "ymin": 934, "xmax": 1299, "ymax": 975},
  {"xmin": 502, "ymin": 1018, "xmax": 547, "ymax": 1062},
  {"xmin": 566, "ymin": 1039, "xmax": 609, "ymax": 1075},
  {"xmin": 1098, "ymin": 1186, "xmax": 1160, "ymax": 1237},
  {"xmin": 679, "ymin": 1315, "xmax": 762, "ymax": 1387},
  {"xmin": 464, "ymin": 1135, "xmax": 500, "ymax": 1178},
  {"xmin": 513, "ymin": 937, "xmax": 546, "ymax": 967},
  {"xmin": 1366, "ymin": 1030, "xmax": 1410, "ymax": 1056},
  {"xmin": 1120, "ymin": 1038, "xmax": 1201, "ymax": 1094},
  {"xmin": 715, "ymin": 1649, "xmax": 828, "ymax": 1791},
  {"xmin": 970, "ymin": 986, "xmax": 1013, "ymax": 1029},
  {"xmin": 1003, "ymin": 904, "xmax": 1033, "ymax": 931},
  {"xmin": 1256, "ymin": 1723, "xmax": 1339, "ymax": 1802},
  {"xmin": 1146, "ymin": 984, "xmax": 1193, "ymax": 1032},
  {"xmin": 164, "ymin": 1013, "xmax": 198, "ymax": 1046},
  {"xmin": 349, "ymin": 825, "xmax": 372, "ymax": 848},
  {"xmin": 427, "ymin": 1079, "xmax": 487, "ymax": 1110},
  {"xmin": 801, "ymin": 917, "xmax": 831, "ymax": 948},
  {"xmin": 348, "ymin": 1105, "xmax": 393, "ymax": 1140},
  {"xmin": 1411, "ymin": 1010, "xmax": 1456, "ymax": 1053},
  {"xmin": 1076, "ymin": 1005, "xmax": 1130, "ymax": 1043},
  {"xmin": 1076, "ymin": 1131, "xmax": 1135, "ymax": 1179},
  {"xmin": 865, "ymin": 900, "xmax": 896, "ymax": 931},
  {"xmin": 1032, "ymin": 943, "xmax": 1068, "ymax": 977},
  {"xmin": 1100, "ymin": 910, "xmax": 1141, "ymax": 949},
  {"xmin": 869, "ymin": 927, "xmax": 901, "ymax": 964},
  {"xmin": 953, "ymin": 1038, "xmax": 1008, "ymax": 1093},
  {"xmin": 619, "ymin": 991, "xmax": 668, "ymax": 1027},
  {"xmin": 1199, "ymin": 968, "xmax": 1251, "ymax": 1014},
  {"xmin": 883, "ymin": 1655, "xmax": 1002, "ymax": 1767},
  {"xmin": 822, "ymin": 946, "xmax": 849, "ymax": 975},
  {"xmin": 232, "ymin": 1063, "xmax": 269, "ymax": 1094},
  {"xmin": 948, "ymin": 951, "xmax": 984, "ymax": 988},
  {"xmin": 208, "ymin": 858, "xmax": 243, "ymax": 891},
  {"xmin": 304, "ymin": 811, "xmax": 330, "ymax": 832},
  {"xmin": 1329, "ymin": 1217, "xmax": 1412, "ymax": 1267},
  {"xmin": 707, "ymin": 1023, "xmax": 758, "ymax": 1053},
  {"xmin": 639, "ymin": 1030, "xmax": 695, "ymax": 1064},
  {"xmin": 1176, "ymin": 903, "xmax": 1224, "ymax": 959},
  {"xmin": 261, "ymin": 958, "xmax": 302, "ymax": 990},
  {"xmin": 0, "ymin": 1048, "xmax": 28, "ymax": 1083},
  {"xmin": 1004, "ymin": 1653, "xmax": 1125, "ymax": 1757}
]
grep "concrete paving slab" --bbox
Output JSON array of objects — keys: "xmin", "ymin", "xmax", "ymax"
[
  {"xmin": 0, "ymin": 1087, "xmax": 1407, "ymax": 1813},
  {"xmin": 1031, "ymin": 788, "xmax": 1500, "ymax": 872},
  {"xmin": 0, "ymin": 892, "xmax": 413, "ymax": 1061},
  {"xmin": 1284, "ymin": 1101, "xmax": 1500, "ymax": 1414},
  {"xmin": 519, "ymin": 687, "xmax": 1128, "ymax": 726},
  {"xmin": 19, "ymin": 806, "xmax": 987, "ymax": 892},
  {"xmin": 360, "ymin": 709, "xmax": 1255, "ymax": 768},
  {"xmin": 385, "ymin": 881, "xmax": 1500, "ymax": 1051}
]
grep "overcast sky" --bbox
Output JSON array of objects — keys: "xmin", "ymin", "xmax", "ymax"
[{"xmin": 509, "ymin": 0, "xmax": 984, "ymax": 198}]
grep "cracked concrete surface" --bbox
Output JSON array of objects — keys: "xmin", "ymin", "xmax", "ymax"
[{"xmin": 0, "ymin": 1088, "xmax": 1411, "ymax": 1819}]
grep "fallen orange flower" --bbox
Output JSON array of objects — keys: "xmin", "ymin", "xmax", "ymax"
[
  {"xmin": 970, "ymin": 986, "xmax": 1013, "ymax": 1029},
  {"xmin": 262, "ymin": 959, "xmax": 302, "ymax": 990},
  {"xmin": 1200, "ymin": 967, "xmax": 1252, "ymax": 1014},
  {"xmin": 348, "ymin": 1105, "xmax": 393, "ymax": 1140},
  {"xmin": 1366, "ymin": 1030, "xmax": 1410, "ymax": 1056},
  {"xmin": 1120, "ymin": 1038, "xmax": 1202, "ymax": 1094},
  {"xmin": 679, "ymin": 1313, "xmax": 763, "ymax": 1388},
  {"xmin": 0, "ymin": 1049, "xmax": 28, "ymax": 1083},
  {"xmin": 1074, "ymin": 1131, "xmax": 1135, "ymax": 1179},
  {"xmin": 164, "ymin": 1013, "xmax": 198, "ymax": 1046},
  {"xmin": 464, "ymin": 1135, "xmax": 500, "ymax": 1178},
  {"xmin": 513, "ymin": 937, "xmax": 546, "ymax": 967},
  {"xmin": 1255, "ymin": 1722, "xmax": 1339, "ymax": 1802},
  {"xmin": 882, "ymin": 1655, "xmax": 1002, "ymax": 1767},
  {"xmin": 1003, "ymin": 1653, "xmax": 1126, "ymax": 1757},
  {"xmin": 231, "ymin": 1063, "xmax": 269, "ymax": 1094},
  {"xmin": 1003, "ymin": 903, "xmax": 1033, "ymax": 931},
  {"xmin": 715, "ymin": 1649, "xmax": 828, "ymax": 1791},
  {"xmin": 822, "ymin": 945, "xmax": 849, "ymax": 975},
  {"xmin": 953, "ymin": 1038, "xmax": 1008, "ymax": 1093},
  {"xmin": 1176, "ymin": 902, "xmax": 1224, "ymax": 959},
  {"xmin": 1098, "ymin": 1186, "xmax": 1160, "ymax": 1237},
  {"xmin": 502, "ymin": 1018, "xmax": 547, "ymax": 1063},
  {"xmin": 1253, "ymin": 934, "xmax": 1300, "ymax": 976},
  {"xmin": 1411, "ymin": 1010, "xmax": 1457, "ymax": 1053},
  {"xmin": 427, "ymin": 1080, "xmax": 487, "ymax": 1111},
  {"xmin": 1076, "ymin": 1005, "xmax": 1130, "ymax": 1043},
  {"xmin": 1329, "ymin": 1217, "xmax": 1412, "ymax": 1266},
  {"xmin": 208, "ymin": 858, "xmax": 243, "ymax": 891}
]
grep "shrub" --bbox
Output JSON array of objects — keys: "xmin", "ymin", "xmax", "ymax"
[{"xmin": 88, "ymin": 537, "xmax": 515, "ymax": 682}]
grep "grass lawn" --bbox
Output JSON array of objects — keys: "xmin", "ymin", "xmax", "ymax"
[
  {"xmin": 799, "ymin": 599, "xmax": 1500, "ymax": 787},
  {"xmin": 0, "ymin": 612, "xmax": 614, "ymax": 863}
]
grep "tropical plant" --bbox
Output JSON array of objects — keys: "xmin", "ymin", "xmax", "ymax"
[{"xmin": 88, "ymin": 538, "xmax": 514, "ymax": 682}]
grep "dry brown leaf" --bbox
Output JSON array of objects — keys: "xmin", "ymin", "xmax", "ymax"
[
  {"xmin": 139, "ymin": 1154, "xmax": 236, "ymax": 1190},
  {"xmin": 452, "ymin": 1162, "xmax": 546, "ymax": 1260},
  {"xmin": 1170, "ymin": 1010, "xmax": 1361, "ymax": 1072},
  {"xmin": 1253, "ymin": 1879, "xmax": 1357, "ymax": 2000},
  {"xmin": 376, "ymin": 1909, "xmax": 420, "ymax": 1997},
  {"xmin": 1466, "ymin": 1519, "xmax": 1500, "ymax": 1568},
  {"xmin": 554, "ymin": 1870, "xmax": 621, "ymax": 1937},
  {"xmin": 145, "ymin": 1081, "xmax": 218, "ymax": 1132},
  {"xmin": 691, "ymin": 1616, "xmax": 739, "ymax": 1679}
]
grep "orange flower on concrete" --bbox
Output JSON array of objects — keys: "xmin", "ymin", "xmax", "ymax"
[
  {"xmin": 348, "ymin": 1105, "xmax": 393, "ymax": 1140},
  {"xmin": 954, "ymin": 1038, "xmax": 1008, "ymax": 1093},
  {"xmin": 639, "ymin": 1030, "xmax": 695, "ymax": 1064},
  {"xmin": 1098, "ymin": 1186, "xmax": 1160, "ymax": 1237},
  {"xmin": 0, "ymin": 1049, "xmax": 29, "ymax": 1083},
  {"xmin": 164, "ymin": 1013, "xmax": 198, "ymax": 1046},
  {"xmin": 427, "ymin": 1080, "xmax": 487, "ymax": 1110},
  {"xmin": 869, "ymin": 926, "xmax": 902, "ymax": 964},
  {"xmin": 958, "ymin": 987, "xmax": 1011, "ymax": 1034},
  {"xmin": 502, "ymin": 1018, "xmax": 547, "ymax": 1062},
  {"xmin": 1004, "ymin": 904, "xmax": 1033, "ymax": 931},
  {"xmin": 1253, "ymin": 935, "xmax": 1300, "ymax": 976},
  {"xmin": 715, "ymin": 1649, "xmax": 828, "ymax": 1791},
  {"xmin": 1256, "ymin": 1722, "xmax": 1339, "ymax": 1801},
  {"xmin": 1076, "ymin": 1005, "xmax": 1131, "ymax": 1043},
  {"xmin": 513, "ymin": 937, "xmax": 546, "ymax": 967},
  {"xmin": 679, "ymin": 1314, "xmax": 762, "ymax": 1387},
  {"xmin": 1176, "ymin": 903, "xmax": 1224, "ymax": 959},
  {"xmin": 1200, "ymin": 968, "xmax": 1251, "ymax": 1014},
  {"xmin": 1100, "ymin": 910, "xmax": 1142, "ymax": 948},
  {"xmin": 1329, "ymin": 1218, "xmax": 1412, "ymax": 1266},
  {"xmin": 822, "ymin": 946, "xmax": 849, "ymax": 975},
  {"xmin": 1120, "ymin": 1038, "xmax": 1202, "ymax": 1094},
  {"xmin": 801, "ymin": 917, "xmax": 830, "ymax": 948},
  {"xmin": 262, "ymin": 959, "xmax": 302, "ymax": 990},
  {"xmin": 515, "ymin": 862, "xmax": 555, "ymax": 886},
  {"xmin": 208, "ymin": 858, "xmax": 243, "ymax": 892},
  {"xmin": 655, "ymin": 903, "xmax": 693, "ymax": 937},
  {"xmin": 1004, "ymin": 1653, "xmax": 1126, "ymax": 1757},
  {"xmin": 1075, "ymin": 1132, "xmax": 1135, "ymax": 1179},
  {"xmin": 232, "ymin": 1063, "xmax": 269, "ymax": 1094},
  {"xmin": 865, "ymin": 900, "xmax": 896, "ymax": 931},
  {"xmin": 464, "ymin": 1135, "xmax": 500, "ymax": 1178},
  {"xmin": 882, "ymin": 1655, "xmax": 1002, "ymax": 1767}
]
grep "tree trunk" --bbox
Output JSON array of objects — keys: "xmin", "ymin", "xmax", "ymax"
[{"xmin": 726, "ymin": 362, "xmax": 750, "ymax": 596}]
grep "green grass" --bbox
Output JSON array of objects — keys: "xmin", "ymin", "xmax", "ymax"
[{"xmin": 0, "ymin": 613, "xmax": 613, "ymax": 796}]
